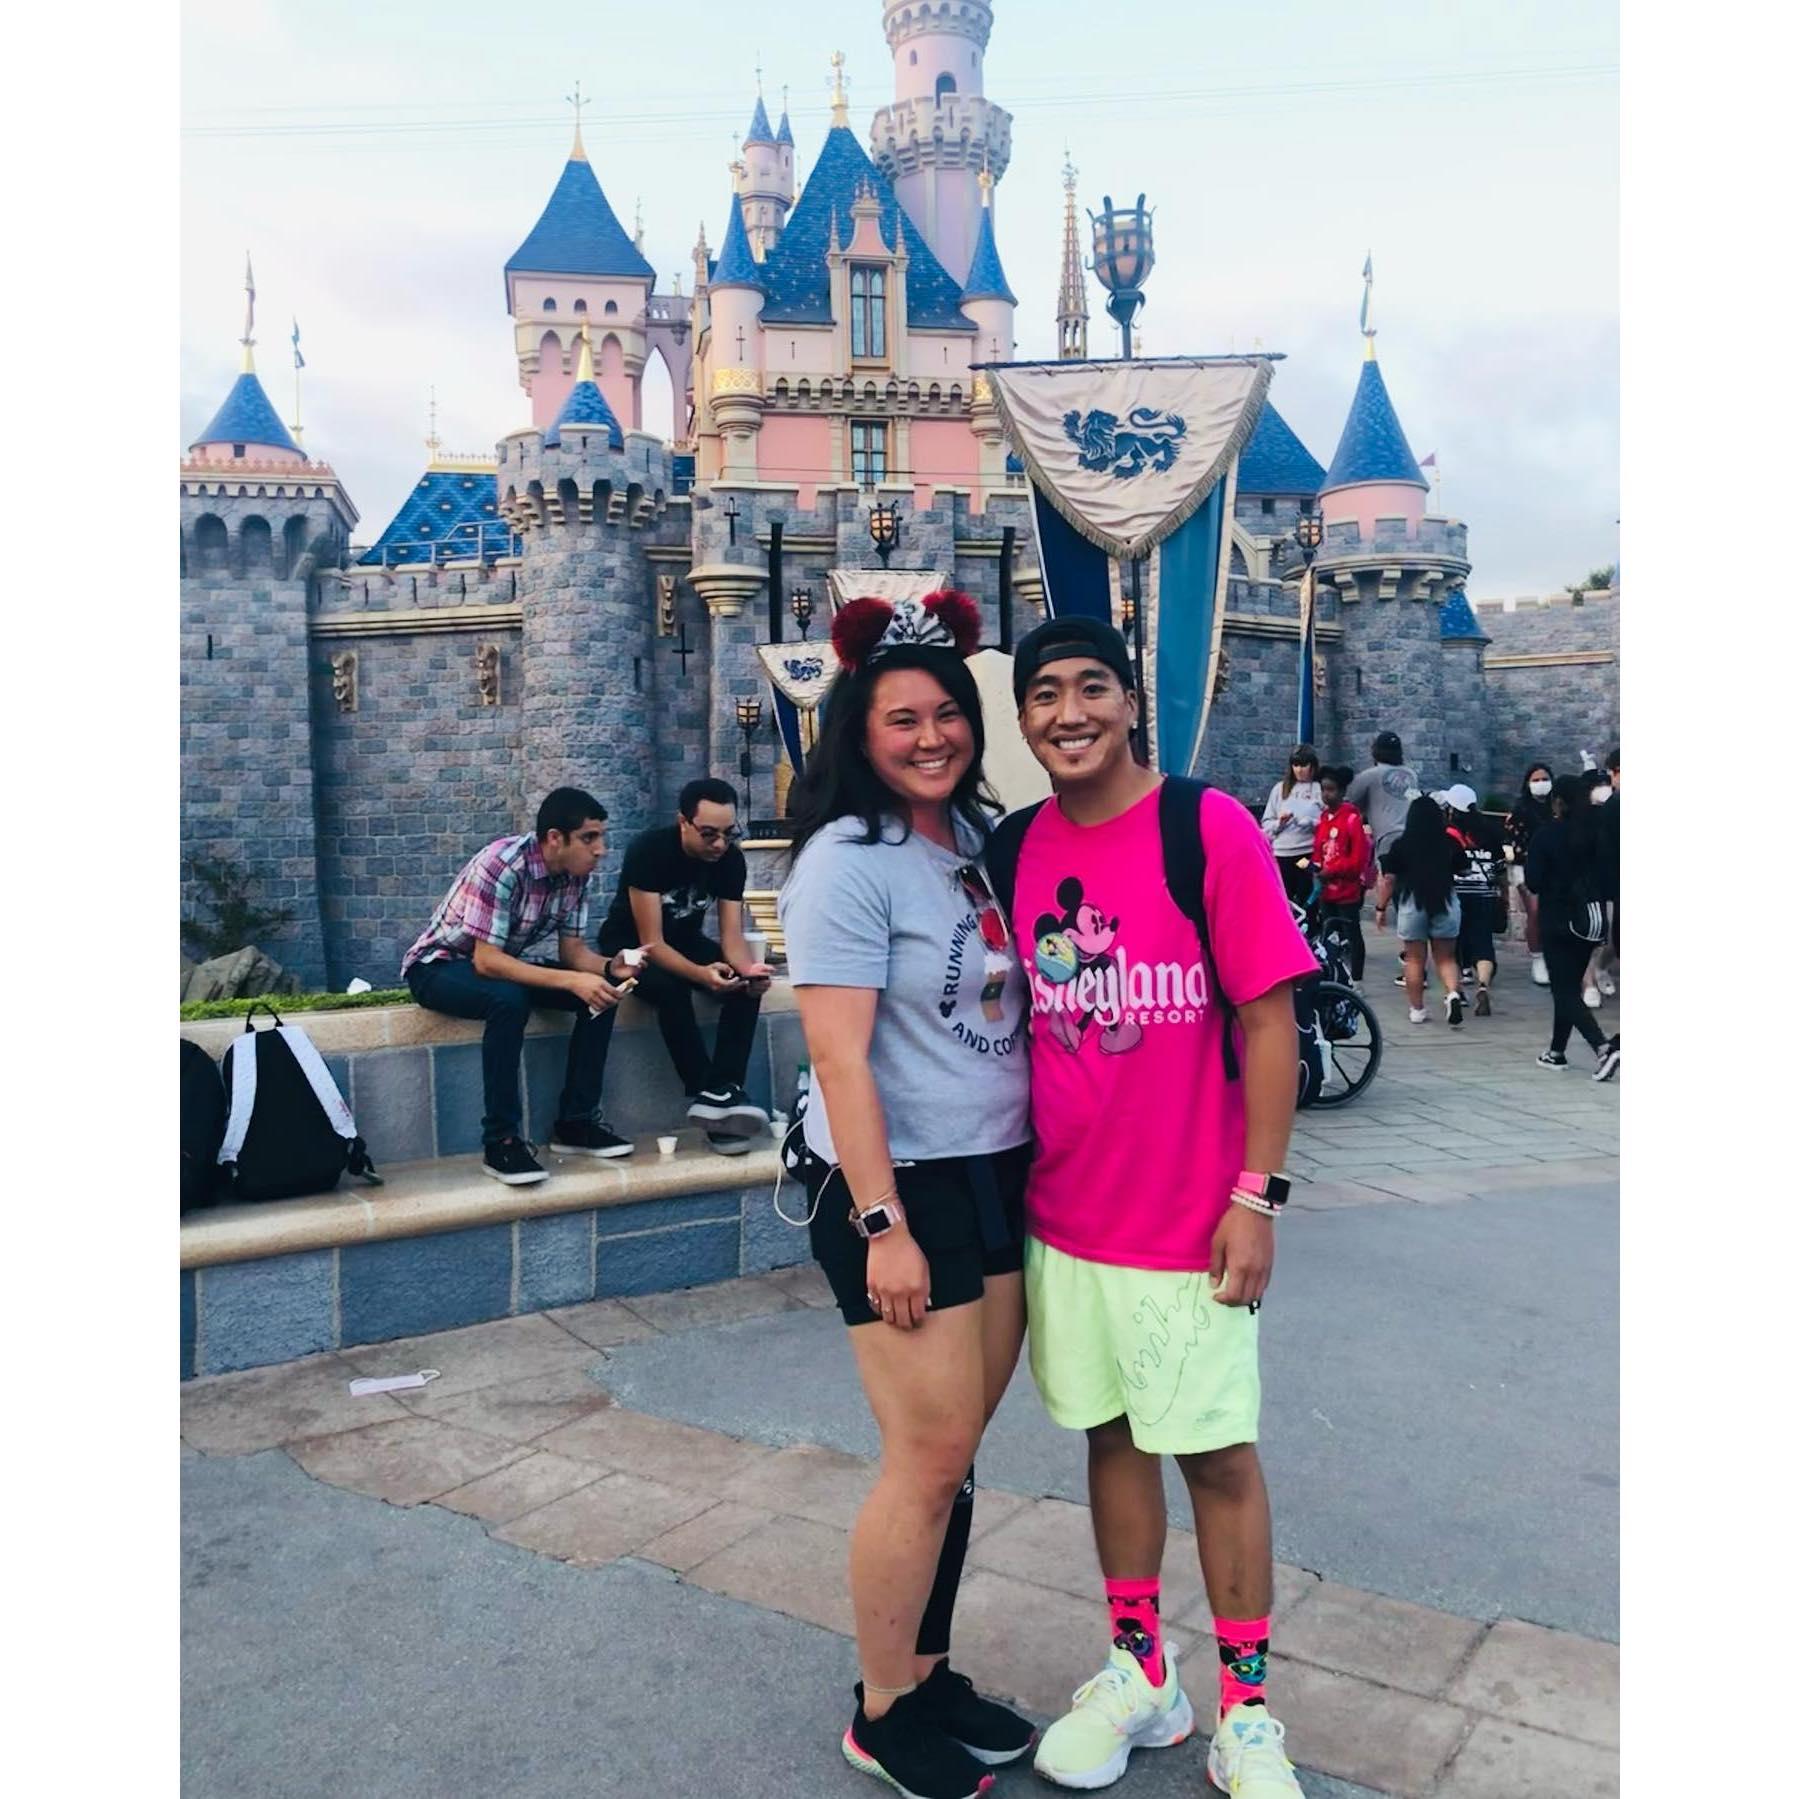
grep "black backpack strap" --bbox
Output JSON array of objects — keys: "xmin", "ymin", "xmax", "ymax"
[
  {"xmin": 347, "ymin": 1136, "xmax": 384, "ymax": 1187},
  {"xmin": 1158, "ymin": 776, "xmax": 1241, "ymax": 1082},
  {"xmin": 241, "ymin": 1000, "xmax": 285, "ymax": 1031},
  {"xmin": 983, "ymin": 800, "xmax": 1047, "ymax": 921}
]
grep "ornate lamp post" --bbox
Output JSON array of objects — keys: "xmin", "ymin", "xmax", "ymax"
[
  {"xmin": 789, "ymin": 587, "xmax": 814, "ymax": 639},
  {"xmin": 1089, "ymin": 194, "xmax": 1155, "ymax": 362},
  {"xmin": 1294, "ymin": 506, "xmax": 1324, "ymax": 566},
  {"xmin": 869, "ymin": 499, "xmax": 902, "ymax": 569},
  {"xmin": 735, "ymin": 696, "xmax": 763, "ymax": 821}
]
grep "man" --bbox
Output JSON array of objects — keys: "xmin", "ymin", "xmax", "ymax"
[
  {"xmin": 1347, "ymin": 732, "xmax": 1421, "ymax": 987},
  {"xmin": 595, "ymin": 778, "xmax": 772, "ymax": 1155},
  {"xmin": 1003, "ymin": 617, "xmax": 1317, "ymax": 1797},
  {"xmin": 402, "ymin": 788, "xmax": 628, "ymax": 1187}
]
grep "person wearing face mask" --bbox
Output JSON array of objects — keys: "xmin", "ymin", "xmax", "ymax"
[
  {"xmin": 1505, "ymin": 763, "xmax": 1556, "ymax": 985},
  {"xmin": 1260, "ymin": 745, "xmax": 1325, "ymax": 909},
  {"xmin": 1441, "ymin": 785, "xmax": 1503, "ymax": 1015},
  {"xmin": 1525, "ymin": 774, "xmax": 1619, "ymax": 1079},
  {"xmin": 1590, "ymin": 750, "xmax": 1621, "ymax": 998},
  {"xmin": 1575, "ymin": 769, "xmax": 1612, "ymax": 1009}
]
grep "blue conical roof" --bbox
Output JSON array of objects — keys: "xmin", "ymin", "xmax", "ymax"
[
  {"xmin": 192, "ymin": 372, "xmax": 301, "ymax": 455},
  {"xmin": 1322, "ymin": 356, "xmax": 1426, "ymax": 491},
  {"xmin": 710, "ymin": 194, "xmax": 764, "ymax": 291},
  {"xmin": 506, "ymin": 154, "xmax": 655, "ymax": 290},
  {"xmin": 746, "ymin": 96, "xmax": 775, "ymax": 144},
  {"xmin": 775, "ymin": 109, "xmax": 794, "ymax": 147},
  {"xmin": 1438, "ymin": 589, "xmax": 1487, "ymax": 642},
  {"xmin": 1236, "ymin": 401, "xmax": 1324, "ymax": 495},
  {"xmin": 960, "ymin": 205, "xmax": 1016, "ymax": 305},
  {"xmin": 544, "ymin": 375, "xmax": 625, "ymax": 450}
]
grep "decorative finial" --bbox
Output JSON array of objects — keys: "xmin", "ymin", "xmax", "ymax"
[
  {"xmin": 827, "ymin": 207, "xmax": 842, "ymax": 254},
  {"xmin": 978, "ymin": 150, "xmax": 993, "ymax": 208},
  {"xmin": 1062, "ymin": 150, "xmax": 1077, "ymax": 193},
  {"xmin": 755, "ymin": 52, "xmax": 763, "ymax": 95},
  {"xmin": 1360, "ymin": 251, "xmax": 1376, "ymax": 359},
  {"xmin": 240, "ymin": 252, "xmax": 256, "ymax": 373},
  {"xmin": 565, "ymin": 82, "xmax": 588, "ymax": 161},
  {"xmin": 576, "ymin": 318, "xmax": 596, "ymax": 386},
  {"xmin": 829, "ymin": 50, "xmax": 849, "ymax": 127},
  {"xmin": 634, "ymin": 195, "xmax": 644, "ymax": 252},
  {"xmin": 425, "ymin": 385, "xmax": 441, "ymax": 461}
]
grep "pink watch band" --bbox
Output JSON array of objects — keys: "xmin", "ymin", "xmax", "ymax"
[{"xmin": 1234, "ymin": 1171, "xmax": 1271, "ymax": 1196}]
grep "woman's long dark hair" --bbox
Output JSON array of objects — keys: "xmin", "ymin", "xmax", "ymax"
[
  {"xmin": 1515, "ymin": 761, "xmax": 1554, "ymax": 811},
  {"xmin": 1393, "ymin": 795, "xmax": 1458, "ymax": 915},
  {"xmin": 786, "ymin": 646, "xmax": 999, "ymax": 863},
  {"xmin": 1280, "ymin": 743, "xmax": 1320, "ymax": 799}
]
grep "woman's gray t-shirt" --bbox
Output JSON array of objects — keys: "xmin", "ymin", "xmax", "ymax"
[{"xmin": 778, "ymin": 815, "xmax": 1032, "ymax": 1166}]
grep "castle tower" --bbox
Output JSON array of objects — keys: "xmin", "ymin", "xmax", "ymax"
[
  {"xmin": 505, "ymin": 112, "xmax": 656, "ymax": 434},
  {"xmin": 962, "ymin": 164, "xmax": 1017, "ymax": 493},
  {"xmin": 704, "ymin": 186, "xmax": 767, "ymax": 481},
  {"xmin": 740, "ymin": 88, "xmax": 792, "ymax": 259},
  {"xmin": 1056, "ymin": 155, "xmax": 1089, "ymax": 360},
  {"xmin": 181, "ymin": 281, "xmax": 357, "ymax": 988},
  {"xmin": 870, "ymin": 0, "xmax": 1013, "ymax": 285},
  {"xmin": 1314, "ymin": 264, "xmax": 1469, "ymax": 781}
]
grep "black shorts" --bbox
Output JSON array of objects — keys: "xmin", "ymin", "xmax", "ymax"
[{"xmin": 805, "ymin": 1143, "xmax": 1031, "ymax": 1328}]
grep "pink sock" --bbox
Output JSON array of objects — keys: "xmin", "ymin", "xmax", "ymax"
[
  {"xmin": 1214, "ymin": 1614, "xmax": 1270, "ymax": 1716},
  {"xmin": 1105, "ymin": 1578, "xmax": 1166, "ymax": 1688}
]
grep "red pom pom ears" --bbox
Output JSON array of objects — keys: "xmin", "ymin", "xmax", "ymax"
[{"xmin": 829, "ymin": 588, "xmax": 984, "ymax": 672}]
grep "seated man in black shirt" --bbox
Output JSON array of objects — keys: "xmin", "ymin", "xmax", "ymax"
[{"xmin": 595, "ymin": 778, "xmax": 773, "ymax": 1154}]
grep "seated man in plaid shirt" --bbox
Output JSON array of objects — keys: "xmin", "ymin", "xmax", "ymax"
[{"xmin": 402, "ymin": 787, "xmax": 633, "ymax": 1186}]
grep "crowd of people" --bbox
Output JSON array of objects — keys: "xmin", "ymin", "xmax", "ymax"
[{"xmin": 1256, "ymin": 734, "xmax": 1621, "ymax": 1079}]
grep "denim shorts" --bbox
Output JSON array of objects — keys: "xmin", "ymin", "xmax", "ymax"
[{"xmin": 1396, "ymin": 894, "xmax": 1462, "ymax": 942}]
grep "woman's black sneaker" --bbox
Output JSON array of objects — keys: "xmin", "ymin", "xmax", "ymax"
[
  {"xmin": 550, "ymin": 1117, "xmax": 634, "ymax": 1158},
  {"xmin": 915, "ymin": 1661, "xmax": 1038, "ymax": 1765},
  {"xmin": 482, "ymin": 1138, "xmax": 548, "ymax": 1185},
  {"xmin": 1536, "ymin": 1050, "xmax": 1568, "ymax": 1070},
  {"xmin": 841, "ymin": 1683, "xmax": 995, "ymax": 1799},
  {"xmin": 1593, "ymin": 1036, "xmax": 1621, "ymax": 1082}
]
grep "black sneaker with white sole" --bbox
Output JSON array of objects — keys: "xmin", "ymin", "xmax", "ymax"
[
  {"xmin": 686, "ymin": 1083, "xmax": 770, "ymax": 1137},
  {"xmin": 915, "ymin": 1662, "xmax": 1037, "ymax": 1766},
  {"xmin": 1536, "ymin": 1050, "xmax": 1569, "ymax": 1070},
  {"xmin": 1446, "ymin": 991, "xmax": 1465, "ymax": 1028},
  {"xmin": 483, "ymin": 1138, "xmax": 548, "ymax": 1185},
  {"xmin": 550, "ymin": 1117, "xmax": 634, "ymax": 1158},
  {"xmin": 705, "ymin": 1129, "xmax": 755, "ymax": 1157},
  {"xmin": 1593, "ymin": 1036, "xmax": 1621, "ymax": 1082},
  {"xmin": 842, "ymin": 1683, "xmax": 995, "ymax": 1799},
  {"xmin": 1474, "ymin": 988, "xmax": 1491, "ymax": 1017}
]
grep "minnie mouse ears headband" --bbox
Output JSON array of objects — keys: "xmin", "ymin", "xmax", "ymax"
[{"xmin": 830, "ymin": 590, "xmax": 982, "ymax": 674}]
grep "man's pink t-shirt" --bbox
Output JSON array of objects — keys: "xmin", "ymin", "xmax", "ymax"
[{"xmin": 1011, "ymin": 782, "xmax": 1317, "ymax": 1272}]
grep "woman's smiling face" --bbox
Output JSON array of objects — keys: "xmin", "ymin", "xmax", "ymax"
[{"xmin": 864, "ymin": 666, "xmax": 974, "ymax": 809}]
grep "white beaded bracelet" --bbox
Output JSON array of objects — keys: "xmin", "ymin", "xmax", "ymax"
[{"xmin": 1230, "ymin": 1189, "xmax": 1281, "ymax": 1218}]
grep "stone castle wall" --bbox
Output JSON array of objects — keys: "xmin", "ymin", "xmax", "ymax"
[{"xmin": 1476, "ymin": 591, "xmax": 1620, "ymax": 790}]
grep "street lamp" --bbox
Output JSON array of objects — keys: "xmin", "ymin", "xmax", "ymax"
[
  {"xmin": 735, "ymin": 696, "xmax": 763, "ymax": 821},
  {"xmin": 790, "ymin": 587, "xmax": 814, "ymax": 639},
  {"xmin": 1089, "ymin": 193, "xmax": 1156, "ymax": 362},
  {"xmin": 1294, "ymin": 506, "xmax": 1324, "ymax": 565},
  {"xmin": 869, "ymin": 499, "xmax": 902, "ymax": 569}
]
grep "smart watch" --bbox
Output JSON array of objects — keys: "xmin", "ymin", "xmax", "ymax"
[
  {"xmin": 1233, "ymin": 1171, "xmax": 1292, "ymax": 1211},
  {"xmin": 849, "ymin": 1195, "xmax": 907, "ymax": 1240}
]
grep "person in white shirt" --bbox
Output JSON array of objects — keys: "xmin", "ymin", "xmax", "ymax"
[{"xmin": 1260, "ymin": 745, "xmax": 1324, "ymax": 911}]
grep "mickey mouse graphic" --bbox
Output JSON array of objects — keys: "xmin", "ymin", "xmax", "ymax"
[{"xmin": 1033, "ymin": 875, "xmax": 1144, "ymax": 1055}]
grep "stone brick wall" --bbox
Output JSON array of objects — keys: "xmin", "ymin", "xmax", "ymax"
[
  {"xmin": 1328, "ymin": 597, "xmax": 1453, "ymax": 792},
  {"xmin": 1477, "ymin": 593, "xmax": 1620, "ymax": 788}
]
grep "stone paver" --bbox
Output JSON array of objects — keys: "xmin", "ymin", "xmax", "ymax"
[
  {"xmin": 1275, "ymin": 1580, "xmax": 1485, "ymax": 1698},
  {"xmin": 638, "ymin": 1500, "xmax": 775, "ymax": 1573},
  {"xmin": 491, "ymin": 1470, "xmax": 713, "ymax": 1567},
  {"xmin": 719, "ymin": 1442, "xmax": 880, "ymax": 1529},
  {"xmin": 543, "ymin": 1298, "xmax": 663, "ymax": 1350},
  {"xmin": 432, "ymin": 1451, "xmax": 607, "ymax": 1526},
  {"xmin": 765, "ymin": 1262, "xmax": 838, "ymax": 1309},
  {"xmin": 336, "ymin": 1313, "xmax": 595, "ymax": 1398},
  {"xmin": 1446, "ymin": 1618, "xmax": 1619, "ymax": 1747},
  {"xmin": 1434, "ymin": 1716, "xmax": 1620, "ymax": 1797},
  {"xmin": 533, "ymin": 1404, "xmax": 774, "ymax": 1490},
  {"xmin": 397, "ymin": 1364, "xmax": 613, "ymax": 1442},
  {"xmin": 1168, "ymin": 1558, "xmax": 1323, "ymax": 1632},
  {"xmin": 181, "ymin": 1352, "xmax": 410, "ymax": 1455},
  {"xmin": 1269, "ymin": 1656, "xmax": 1471, "ymax": 1797},
  {"xmin": 620, "ymin": 1275, "xmax": 801, "ymax": 1332},
  {"xmin": 288, "ymin": 1416, "xmax": 527, "ymax": 1506},
  {"xmin": 937, "ymin": 1566, "xmax": 1107, "ymax": 1718},
  {"xmin": 681, "ymin": 1515, "xmax": 858, "ymax": 1636}
]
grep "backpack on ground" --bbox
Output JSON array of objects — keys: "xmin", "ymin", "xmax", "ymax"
[
  {"xmin": 181, "ymin": 1038, "xmax": 227, "ymax": 1214},
  {"xmin": 986, "ymin": 776, "xmax": 1329, "ymax": 1107},
  {"xmin": 218, "ymin": 1003, "xmax": 382, "ymax": 1203}
]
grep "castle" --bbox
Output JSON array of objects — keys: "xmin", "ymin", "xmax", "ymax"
[{"xmin": 179, "ymin": 0, "xmax": 1619, "ymax": 991}]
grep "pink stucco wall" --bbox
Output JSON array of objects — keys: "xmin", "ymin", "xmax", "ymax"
[
  {"xmin": 758, "ymin": 414, "xmax": 833, "ymax": 506},
  {"xmin": 910, "ymin": 418, "xmax": 980, "ymax": 509},
  {"xmin": 894, "ymin": 32, "xmax": 983, "ymax": 104},
  {"xmin": 598, "ymin": 333, "xmax": 638, "ymax": 430},
  {"xmin": 1320, "ymin": 480, "xmax": 1426, "ymax": 537},
  {"xmin": 189, "ymin": 441, "xmax": 307, "ymax": 467}
]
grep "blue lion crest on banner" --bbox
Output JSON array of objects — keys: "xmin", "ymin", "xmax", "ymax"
[
  {"xmin": 1062, "ymin": 406, "xmax": 1187, "ymax": 479},
  {"xmin": 780, "ymin": 656, "xmax": 826, "ymax": 683}
]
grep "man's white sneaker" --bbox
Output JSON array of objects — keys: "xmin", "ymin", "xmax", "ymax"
[
  {"xmin": 1033, "ymin": 1644, "xmax": 1194, "ymax": 1790},
  {"xmin": 1408, "ymin": 1006, "xmax": 1428, "ymax": 1024},
  {"xmin": 1206, "ymin": 1703, "xmax": 1303, "ymax": 1796},
  {"xmin": 1531, "ymin": 954, "xmax": 1549, "ymax": 986}
]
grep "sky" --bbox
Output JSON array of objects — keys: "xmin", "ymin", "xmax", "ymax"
[{"xmin": 181, "ymin": 0, "xmax": 1619, "ymax": 597}]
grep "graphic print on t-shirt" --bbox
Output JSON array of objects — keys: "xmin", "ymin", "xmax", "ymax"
[
  {"xmin": 1029, "ymin": 871, "xmax": 1210, "ymax": 1055},
  {"xmin": 938, "ymin": 870, "xmax": 1019, "ymax": 1057}
]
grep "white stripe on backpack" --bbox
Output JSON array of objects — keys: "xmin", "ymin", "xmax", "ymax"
[{"xmin": 218, "ymin": 1023, "xmax": 357, "ymax": 1166}]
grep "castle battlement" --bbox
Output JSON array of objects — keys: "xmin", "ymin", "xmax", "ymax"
[{"xmin": 1472, "ymin": 588, "xmax": 1619, "ymax": 612}]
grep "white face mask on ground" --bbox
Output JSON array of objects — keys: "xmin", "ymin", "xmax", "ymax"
[{"xmin": 1529, "ymin": 780, "xmax": 1552, "ymax": 798}]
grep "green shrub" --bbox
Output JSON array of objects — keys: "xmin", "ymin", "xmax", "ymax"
[
  {"xmin": 182, "ymin": 857, "xmax": 295, "ymax": 959},
  {"xmin": 180, "ymin": 988, "xmax": 413, "ymax": 1022}
]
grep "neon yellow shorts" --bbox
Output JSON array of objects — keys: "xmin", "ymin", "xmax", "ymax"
[{"xmin": 1024, "ymin": 1235, "xmax": 1261, "ymax": 1457}]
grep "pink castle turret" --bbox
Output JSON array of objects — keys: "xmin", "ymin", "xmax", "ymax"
[{"xmin": 870, "ymin": 0, "xmax": 1012, "ymax": 286}]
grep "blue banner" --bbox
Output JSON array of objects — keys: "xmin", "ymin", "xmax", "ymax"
[
  {"xmin": 771, "ymin": 688, "xmax": 805, "ymax": 777},
  {"xmin": 1032, "ymin": 487, "xmax": 1112, "ymax": 621},
  {"xmin": 1296, "ymin": 566, "xmax": 1316, "ymax": 745},
  {"xmin": 1153, "ymin": 483, "xmax": 1228, "ymax": 776}
]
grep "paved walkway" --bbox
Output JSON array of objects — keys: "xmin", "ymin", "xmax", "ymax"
[{"xmin": 182, "ymin": 935, "xmax": 1620, "ymax": 1796}]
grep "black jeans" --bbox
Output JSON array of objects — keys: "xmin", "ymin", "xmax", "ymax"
[
  {"xmin": 631, "ymin": 935, "xmax": 762, "ymax": 1095},
  {"xmin": 1319, "ymin": 898, "xmax": 1367, "ymax": 980},
  {"xmin": 1543, "ymin": 929, "xmax": 1606, "ymax": 1055},
  {"xmin": 407, "ymin": 958, "xmax": 612, "ymax": 1144}
]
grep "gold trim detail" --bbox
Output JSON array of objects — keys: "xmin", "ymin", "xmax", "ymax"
[{"xmin": 711, "ymin": 367, "xmax": 764, "ymax": 397}]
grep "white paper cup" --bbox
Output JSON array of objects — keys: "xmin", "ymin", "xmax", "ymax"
[
  {"xmin": 744, "ymin": 930, "xmax": 768, "ymax": 965},
  {"xmin": 657, "ymin": 1134, "xmax": 678, "ymax": 1156}
]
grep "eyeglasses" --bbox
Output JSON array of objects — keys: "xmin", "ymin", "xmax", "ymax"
[
  {"xmin": 956, "ymin": 863, "xmax": 1011, "ymax": 953},
  {"xmin": 691, "ymin": 824, "xmax": 743, "ymax": 845}
]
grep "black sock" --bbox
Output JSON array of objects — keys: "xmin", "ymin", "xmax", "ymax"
[{"xmin": 915, "ymin": 1466, "xmax": 976, "ymax": 1657}]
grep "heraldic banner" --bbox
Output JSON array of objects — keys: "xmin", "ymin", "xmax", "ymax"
[
  {"xmin": 826, "ymin": 568, "xmax": 948, "ymax": 612},
  {"xmin": 756, "ymin": 641, "xmax": 839, "ymax": 777},
  {"xmin": 985, "ymin": 357, "xmax": 1272, "ymax": 776}
]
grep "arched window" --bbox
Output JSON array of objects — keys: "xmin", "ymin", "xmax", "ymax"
[
  {"xmin": 910, "ymin": 50, "xmax": 917, "ymax": 64},
  {"xmin": 935, "ymin": 73, "xmax": 956, "ymax": 99},
  {"xmin": 194, "ymin": 514, "xmax": 228, "ymax": 570},
  {"xmin": 573, "ymin": 298, "xmax": 588, "ymax": 312},
  {"xmin": 542, "ymin": 297, "xmax": 557, "ymax": 311},
  {"xmin": 240, "ymin": 516, "xmax": 273, "ymax": 570},
  {"xmin": 604, "ymin": 299, "xmax": 619, "ymax": 316}
]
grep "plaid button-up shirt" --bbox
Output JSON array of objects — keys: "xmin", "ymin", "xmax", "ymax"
[{"xmin": 401, "ymin": 834, "xmax": 591, "ymax": 976}]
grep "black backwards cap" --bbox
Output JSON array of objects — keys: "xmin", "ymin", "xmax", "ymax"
[{"xmin": 1011, "ymin": 614, "xmax": 1137, "ymax": 706}]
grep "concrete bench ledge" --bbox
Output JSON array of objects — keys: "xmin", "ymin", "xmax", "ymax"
[{"xmin": 182, "ymin": 1130, "xmax": 784, "ymax": 1271}]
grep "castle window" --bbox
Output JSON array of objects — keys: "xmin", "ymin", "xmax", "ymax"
[
  {"xmin": 851, "ymin": 419, "xmax": 889, "ymax": 487},
  {"xmin": 910, "ymin": 50, "xmax": 917, "ymax": 64},
  {"xmin": 543, "ymin": 297, "xmax": 557, "ymax": 311},
  {"xmin": 573, "ymin": 299, "xmax": 587, "ymax": 312},
  {"xmin": 935, "ymin": 73, "xmax": 957, "ymax": 100},
  {"xmin": 850, "ymin": 265, "xmax": 887, "ymax": 359},
  {"xmin": 232, "ymin": 444, "xmax": 245, "ymax": 459},
  {"xmin": 1260, "ymin": 497, "xmax": 1275, "ymax": 516},
  {"xmin": 604, "ymin": 300, "xmax": 619, "ymax": 316},
  {"xmin": 1449, "ymin": 752, "xmax": 1462, "ymax": 772}
]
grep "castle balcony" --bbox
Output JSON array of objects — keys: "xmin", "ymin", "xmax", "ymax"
[
  {"xmin": 1318, "ymin": 515, "xmax": 1468, "ymax": 561},
  {"xmin": 870, "ymin": 94, "xmax": 1013, "ymax": 179}
]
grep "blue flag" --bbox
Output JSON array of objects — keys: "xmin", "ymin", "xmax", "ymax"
[{"xmin": 292, "ymin": 320, "xmax": 305, "ymax": 370}]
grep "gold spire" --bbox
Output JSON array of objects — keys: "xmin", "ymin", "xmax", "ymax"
[
  {"xmin": 566, "ymin": 81, "xmax": 588, "ymax": 162},
  {"xmin": 829, "ymin": 50, "xmax": 849, "ymax": 128},
  {"xmin": 1056, "ymin": 154, "xmax": 1089, "ymax": 360},
  {"xmin": 978, "ymin": 153, "xmax": 994, "ymax": 209},
  {"xmin": 240, "ymin": 252, "xmax": 256, "ymax": 373},
  {"xmin": 634, "ymin": 195, "xmax": 645, "ymax": 252},
  {"xmin": 575, "ymin": 319, "xmax": 596, "ymax": 386},
  {"xmin": 1361, "ymin": 251, "xmax": 1377, "ymax": 359}
]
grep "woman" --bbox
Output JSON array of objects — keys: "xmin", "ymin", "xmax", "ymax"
[
  {"xmin": 1261, "ymin": 744, "xmax": 1324, "ymax": 909},
  {"xmin": 1381, "ymin": 796, "xmax": 1468, "ymax": 1026},
  {"xmin": 1443, "ymin": 785, "xmax": 1504, "ymax": 1015},
  {"xmin": 778, "ymin": 590, "xmax": 1037, "ymax": 1799},
  {"xmin": 1505, "ymin": 762, "xmax": 1555, "ymax": 985},
  {"xmin": 1577, "ymin": 768, "xmax": 1613, "ymax": 1010},
  {"xmin": 1525, "ymin": 774, "xmax": 1620, "ymax": 1080},
  {"xmin": 1311, "ymin": 764, "xmax": 1370, "ymax": 984}
]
